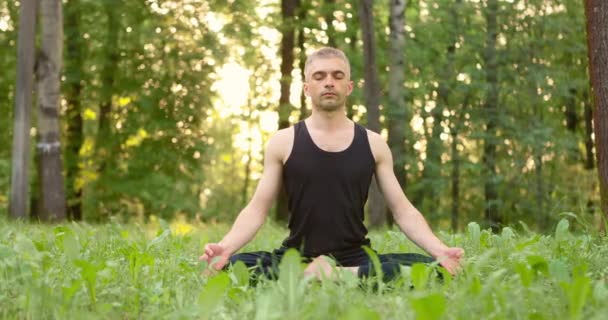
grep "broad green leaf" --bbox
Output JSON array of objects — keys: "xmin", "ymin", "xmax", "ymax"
[
  {"xmin": 549, "ymin": 259, "xmax": 569, "ymax": 283},
  {"xmin": 467, "ymin": 222, "xmax": 481, "ymax": 250},
  {"xmin": 411, "ymin": 293, "xmax": 446, "ymax": 320},
  {"xmin": 515, "ymin": 262, "xmax": 533, "ymax": 287},
  {"xmin": 339, "ymin": 305, "xmax": 381, "ymax": 320},
  {"xmin": 63, "ymin": 232, "xmax": 81, "ymax": 261},
  {"xmin": 526, "ymin": 255, "xmax": 548, "ymax": 276},
  {"xmin": 560, "ymin": 267, "xmax": 591, "ymax": 320},
  {"xmin": 469, "ymin": 275, "xmax": 482, "ymax": 295},
  {"xmin": 199, "ymin": 272, "xmax": 230, "ymax": 313},
  {"xmin": 555, "ymin": 219, "xmax": 570, "ymax": 242},
  {"xmin": 411, "ymin": 263, "xmax": 431, "ymax": 291},
  {"xmin": 14, "ymin": 234, "xmax": 39, "ymax": 260},
  {"xmin": 230, "ymin": 260, "xmax": 250, "ymax": 287},
  {"xmin": 278, "ymin": 249, "xmax": 303, "ymax": 313}
]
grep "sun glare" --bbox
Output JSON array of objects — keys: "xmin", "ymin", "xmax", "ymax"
[{"xmin": 212, "ymin": 62, "xmax": 250, "ymax": 117}]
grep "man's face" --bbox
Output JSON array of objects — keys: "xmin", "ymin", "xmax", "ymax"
[{"xmin": 304, "ymin": 57, "xmax": 354, "ymax": 112}]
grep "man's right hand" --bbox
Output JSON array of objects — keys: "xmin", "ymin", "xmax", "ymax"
[{"xmin": 199, "ymin": 243, "xmax": 231, "ymax": 272}]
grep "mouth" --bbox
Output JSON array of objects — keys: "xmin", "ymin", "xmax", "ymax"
[{"xmin": 322, "ymin": 92, "xmax": 337, "ymax": 97}]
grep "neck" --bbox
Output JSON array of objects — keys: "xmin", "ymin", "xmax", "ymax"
[{"xmin": 307, "ymin": 107, "xmax": 351, "ymax": 131}]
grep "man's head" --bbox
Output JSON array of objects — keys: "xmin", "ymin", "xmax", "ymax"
[
  {"xmin": 303, "ymin": 47, "xmax": 354, "ymax": 112},
  {"xmin": 304, "ymin": 47, "xmax": 351, "ymax": 81}
]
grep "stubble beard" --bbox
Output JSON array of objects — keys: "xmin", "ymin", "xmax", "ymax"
[{"xmin": 317, "ymin": 96, "xmax": 345, "ymax": 112}]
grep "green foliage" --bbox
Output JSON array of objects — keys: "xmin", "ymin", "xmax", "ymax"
[
  {"xmin": 0, "ymin": 219, "xmax": 607, "ymax": 318},
  {"xmin": 0, "ymin": 0, "xmax": 601, "ymax": 231}
]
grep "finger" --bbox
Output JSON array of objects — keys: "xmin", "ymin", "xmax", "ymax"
[
  {"xmin": 199, "ymin": 254, "xmax": 209, "ymax": 261},
  {"xmin": 205, "ymin": 247, "xmax": 214, "ymax": 257},
  {"xmin": 210, "ymin": 256, "xmax": 225, "ymax": 270},
  {"xmin": 455, "ymin": 248, "xmax": 464, "ymax": 258},
  {"xmin": 214, "ymin": 258, "xmax": 228, "ymax": 270}
]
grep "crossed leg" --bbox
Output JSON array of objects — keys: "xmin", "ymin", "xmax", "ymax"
[{"xmin": 227, "ymin": 250, "xmax": 435, "ymax": 283}]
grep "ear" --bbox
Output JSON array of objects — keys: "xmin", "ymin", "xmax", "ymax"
[
  {"xmin": 303, "ymin": 82, "xmax": 310, "ymax": 97},
  {"xmin": 346, "ymin": 80, "xmax": 354, "ymax": 96}
]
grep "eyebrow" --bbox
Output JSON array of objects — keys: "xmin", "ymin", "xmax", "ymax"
[{"xmin": 312, "ymin": 70, "xmax": 346, "ymax": 76}]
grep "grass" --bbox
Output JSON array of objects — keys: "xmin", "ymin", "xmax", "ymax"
[{"xmin": 0, "ymin": 216, "xmax": 607, "ymax": 319}]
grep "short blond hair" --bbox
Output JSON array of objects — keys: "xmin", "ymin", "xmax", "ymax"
[{"xmin": 304, "ymin": 47, "xmax": 351, "ymax": 81}]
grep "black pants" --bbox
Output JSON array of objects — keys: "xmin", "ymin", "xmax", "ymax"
[{"xmin": 227, "ymin": 247, "xmax": 435, "ymax": 282}]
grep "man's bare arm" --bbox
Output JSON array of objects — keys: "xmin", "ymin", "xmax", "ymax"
[
  {"xmin": 200, "ymin": 129, "xmax": 291, "ymax": 269},
  {"xmin": 368, "ymin": 131, "xmax": 463, "ymax": 273}
]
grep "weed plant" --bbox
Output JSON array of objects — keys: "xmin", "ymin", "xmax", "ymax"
[{"xmin": 0, "ymin": 217, "xmax": 607, "ymax": 319}]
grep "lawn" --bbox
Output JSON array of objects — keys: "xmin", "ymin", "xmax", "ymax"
[{"xmin": 0, "ymin": 217, "xmax": 607, "ymax": 319}]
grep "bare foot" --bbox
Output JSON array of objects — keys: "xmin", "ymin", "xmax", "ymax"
[{"xmin": 304, "ymin": 256, "xmax": 335, "ymax": 280}]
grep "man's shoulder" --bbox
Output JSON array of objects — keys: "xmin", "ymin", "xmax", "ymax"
[
  {"xmin": 270, "ymin": 126, "xmax": 295, "ymax": 143},
  {"xmin": 359, "ymin": 128, "xmax": 389, "ymax": 163},
  {"xmin": 360, "ymin": 127, "xmax": 384, "ymax": 143},
  {"xmin": 266, "ymin": 126, "xmax": 296, "ymax": 162}
]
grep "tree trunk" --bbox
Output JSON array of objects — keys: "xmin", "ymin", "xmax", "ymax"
[
  {"xmin": 96, "ymin": 0, "xmax": 119, "ymax": 200},
  {"xmin": 276, "ymin": 0, "xmax": 298, "ymax": 222},
  {"xmin": 35, "ymin": 0, "xmax": 66, "ymax": 221},
  {"xmin": 483, "ymin": 0, "xmax": 501, "ymax": 232},
  {"xmin": 242, "ymin": 97, "xmax": 254, "ymax": 207},
  {"xmin": 298, "ymin": 2, "xmax": 308, "ymax": 121},
  {"xmin": 583, "ymin": 90, "xmax": 595, "ymax": 170},
  {"xmin": 387, "ymin": 0, "xmax": 407, "ymax": 190},
  {"xmin": 386, "ymin": 0, "xmax": 408, "ymax": 227},
  {"xmin": 450, "ymin": 119, "xmax": 461, "ymax": 232},
  {"xmin": 564, "ymin": 88, "xmax": 579, "ymax": 132},
  {"xmin": 10, "ymin": 0, "xmax": 38, "ymax": 219},
  {"xmin": 447, "ymin": 0, "xmax": 465, "ymax": 232},
  {"xmin": 584, "ymin": 0, "xmax": 608, "ymax": 226},
  {"xmin": 359, "ymin": 0, "xmax": 387, "ymax": 228},
  {"xmin": 64, "ymin": 0, "xmax": 84, "ymax": 220},
  {"xmin": 324, "ymin": 0, "xmax": 336, "ymax": 47}
]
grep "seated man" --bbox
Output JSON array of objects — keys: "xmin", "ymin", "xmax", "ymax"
[{"xmin": 199, "ymin": 47, "xmax": 463, "ymax": 282}]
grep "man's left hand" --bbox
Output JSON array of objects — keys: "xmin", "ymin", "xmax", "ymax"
[{"xmin": 435, "ymin": 247, "xmax": 464, "ymax": 275}]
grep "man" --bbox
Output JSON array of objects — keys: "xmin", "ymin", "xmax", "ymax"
[{"xmin": 199, "ymin": 47, "xmax": 463, "ymax": 281}]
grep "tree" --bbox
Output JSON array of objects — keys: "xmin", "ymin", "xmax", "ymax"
[
  {"xmin": 96, "ymin": 0, "xmax": 119, "ymax": 179},
  {"xmin": 276, "ymin": 0, "xmax": 299, "ymax": 222},
  {"xmin": 9, "ymin": 0, "xmax": 37, "ymax": 219},
  {"xmin": 35, "ymin": 0, "xmax": 67, "ymax": 221},
  {"xmin": 323, "ymin": 0, "xmax": 337, "ymax": 47},
  {"xmin": 359, "ymin": 0, "xmax": 387, "ymax": 228},
  {"xmin": 64, "ymin": 0, "xmax": 84, "ymax": 220},
  {"xmin": 298, "ymin": 1, "xmax": 308, "ymax": 120},
  {"xmin": 584, "ymin": 0, "xmax": 608, "ymax": 225},
  {"xmin": 482, "ymin": 0, "xmax": 501, "ymax": 231},
  {"xmin": 386, "ymin": 0, "xmax": 408, "ymax": 227}
]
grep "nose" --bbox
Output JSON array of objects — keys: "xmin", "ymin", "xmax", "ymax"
[{"xmin": 324, "ymin": 75, "xmax": 335, "ymax": 88}]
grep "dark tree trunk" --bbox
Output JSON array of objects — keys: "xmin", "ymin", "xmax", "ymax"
[
  {"xmin": 10, "ymin": 0, "xmax": 38, "ymax": 219},
  {"xmin": 298, "ymin": 2, "xmax": 308, "ymax": 121},
  {"xmin": 447, "ymin": 0, "xmax": 464, "ymax": 232},
  {"xmin": 583, "ymin": 91, "xmax": 595, "ymax": 170},
  {"xmin": 276, "ymin": 0, "xmax": 299, "ymax": 222},
  {"xmin": 324, "ymin": 0, "xmax": 336, "ymax": 47},
  {"xmin": 450, "ymin": 119, "xmax": 461, "ymax": 232},
  {"xmin": 242, "ymin": 88, "xmax": 257, "ymax": 207},
  {"xmin": 359, "ymin": 0, "xmax": 387, "ymax": 228},
  {"xmin": 64, "ymin": 0, "xmax": 84, "ymax": 220},
  {"xmin": 483, "ymin": 0, "xmax": 501, "ymax": 232},
  {"xmin": 387, "ymin": 0, "xmax": 407, "ymax": 191},
  {"xmin": 565, "ymin": 88, "xmax": 579, "ymax": 132},
  {"xmin": 96, "ymin": 0, "xmax": 119, "ymax": 209},
  {"xmin": 36, "ymin": 0, "xmax": 67, "ymax": 221},
  {"xmin": 386, "ymin": 0, "xmax": 408, "ymax": 227},
  {"xmin": 584, "ymin": 0, "xmax": 608, "ymax": 226}
]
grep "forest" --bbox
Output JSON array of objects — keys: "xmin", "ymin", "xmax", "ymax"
[
  {"xmin": 1, "ymin": 1, "xmax": 608, "ymax": 319},
  {"xmin": 2, "ymin": 0, "xmax": 607, "ymax": 232}
]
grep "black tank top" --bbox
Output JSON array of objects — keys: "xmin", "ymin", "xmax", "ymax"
[{"xmin": 281, "ymin": 121, "xmax": 375, "ymax": 262}]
